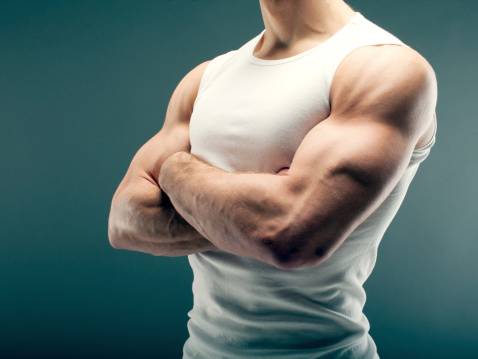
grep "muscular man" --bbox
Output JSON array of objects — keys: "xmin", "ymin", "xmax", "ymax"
[{"xmin": 108, "ymin": 0, "xmax": 437, "ymax": 357}]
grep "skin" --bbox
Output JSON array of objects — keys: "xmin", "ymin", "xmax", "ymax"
[
  {"xmin": 109, "ymin": 0, "xmax": 437, "ymax": 269},
  {"xmin": 108, "ymin": 61, "xmax": 216, "ymax": 256}
]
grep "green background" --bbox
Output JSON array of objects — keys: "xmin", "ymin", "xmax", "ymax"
[{"xmin": 1, "ymin": 1, "xmax": 477, "ymax": 358}]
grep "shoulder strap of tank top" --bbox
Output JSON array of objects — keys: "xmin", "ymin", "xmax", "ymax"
[
  {"xmin": 328, "ymin": 13, "xmax": 408, "ymax": 84},
  {"xmin": 327, "ymin": 14, "xmax": 436, "ymax": 165}
]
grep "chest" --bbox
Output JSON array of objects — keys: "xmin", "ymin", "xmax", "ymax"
[{"xmin": 190, "ymin": 59, "xmax": 332, "ymax": 173}]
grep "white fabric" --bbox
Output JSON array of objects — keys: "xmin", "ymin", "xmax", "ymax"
[{"xmin": 183, "ymin": 12, "xmax": 436, "ymax": 359}]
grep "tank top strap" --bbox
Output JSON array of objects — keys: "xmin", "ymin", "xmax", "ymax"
[
  {"xmin": 327, "ymin": 13, "xmax": 408, "ymax": 85},
  {"xmin": 323, "ymin": 13, "xmax": 436, "ymax": 167}
]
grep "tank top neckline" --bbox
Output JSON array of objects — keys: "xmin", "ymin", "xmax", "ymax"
[{"xmin": 248, "ymin": 12, "xmax": 363, "ymax": 66}]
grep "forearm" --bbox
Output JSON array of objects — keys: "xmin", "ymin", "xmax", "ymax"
[
  {"xmin": 158, "ymin": 152, "xmax": 294, "ymax": 266},
  {"xmin": 108, "ymin": 175, "xmax": 216, "ymax": 256}
]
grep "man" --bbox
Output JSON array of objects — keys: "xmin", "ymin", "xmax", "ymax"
[{"xmin": 108, "ymin": 0, "xmax": 437, "ymax": 357}]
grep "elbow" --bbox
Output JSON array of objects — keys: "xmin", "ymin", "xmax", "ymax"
[
  {"xmin": 108, "ymin": 227, "xmax": 121, "ymax": 250},
  {"xmin": 108, "ymin": 213, "xmax": 126, "ymax": 250},
  {"xmin": 108, "ymin": 211, "xmax": 145, "ymax": 253},
  {"xmin": 249, "ymin": 205, "xmax": 339, "ymax": 270},
  {"xmin": 265, "ymin": 241, "xmax": 329, "ymax": 270},
  {"xmin": 107, "ymin": 183, "xmax": 172, "ymax": 256},
  {"xmin": 107, "ymin": 202, "xmax": 169, "ymax": 256},
  {"xmin": 107, "ymin": 190, "xmax": 144, "ymax": 252},
  {"xmin": 108, "ymin": 220, "xmax": 156, "ymax": 254},
  {"xmin": 252, "ymin": 227, "xmax": 331, "ymax": 271},
  {"xmin": 108, "ymin": 205, "xmax": 119, "ymax": 249},
  {"xmin": 108, "ymin": 190, "xmax": 125, "ymax": 250},
  {"xmin": 108, "ymin": 195, "xmax": 132, "ymax": 251}
]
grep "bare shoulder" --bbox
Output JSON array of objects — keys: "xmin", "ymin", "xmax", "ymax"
[
  {"xmin": 330, "ymin": 45, "xmax": 437, "ymax": 147},
  {"xmin": 162, "ymin": 60, "xmax": 211, "ymax": 131},
  {"xmin": 179, "ymin": 60, "xmax": 212, "ymax": 94},
  {"xmin": 123, "ymin": 61, "xmax": 211, "ymax": 182}
]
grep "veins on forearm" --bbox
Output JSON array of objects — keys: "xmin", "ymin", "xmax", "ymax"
[
  {"xmin": 112, "ymin": 174, "xmax": 212, "ymax": 253},
  {"xmin": 158, "ymin": 152, "xmax": 231, "ymax": 235},
  {"xmin": 158, "ymin": 151, "xmax": 292, "ymax": 261},
  {"xmin": 159, "ymin": 189, "xmax": 202, "ymax": 241}
]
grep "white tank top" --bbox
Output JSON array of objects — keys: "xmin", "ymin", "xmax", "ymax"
[{"xmin": 184, "ymin": 12, "xmax": 436, "ymax": 359}]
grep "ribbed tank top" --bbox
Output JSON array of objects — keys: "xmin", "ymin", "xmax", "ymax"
[{"xmin": 184, "ymin": 12, "xmax": 437, "ymax": 359}]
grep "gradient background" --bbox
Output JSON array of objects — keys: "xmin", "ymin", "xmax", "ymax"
[{"xmin": 1, "ymin": 1, "xmax": 477, "ymax": 358}]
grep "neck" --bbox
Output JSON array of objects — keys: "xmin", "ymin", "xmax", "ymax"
[{"xmin": 256, "ymin": 0, "xmax": 355, "ymax": 58}]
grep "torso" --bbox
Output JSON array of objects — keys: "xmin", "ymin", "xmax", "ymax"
[{"xmin": 184, "ymin": 13, "xmax": 437, "ymax": 358}]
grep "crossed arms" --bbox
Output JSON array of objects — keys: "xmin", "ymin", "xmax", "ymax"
[{"xmin": 108, "ymin": 45, "xmax": 437, "ymax": 269}]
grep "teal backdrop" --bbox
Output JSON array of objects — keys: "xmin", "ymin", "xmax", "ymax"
[{"xmin": 1, "ymin": 1, "xmax": 477, "ymax": 358}]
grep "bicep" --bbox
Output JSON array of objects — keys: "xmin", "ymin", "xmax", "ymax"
[
  {"xmin": 289, "ymin": 117, "xmax": 413, "ymax": 214},
  {"xmin": 278, "ymin": 46, "xmax": 436, "ymax": 265},
  {"xmin": 282, "ymin": 117, "xmax": 414, "ymax": 265}
]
